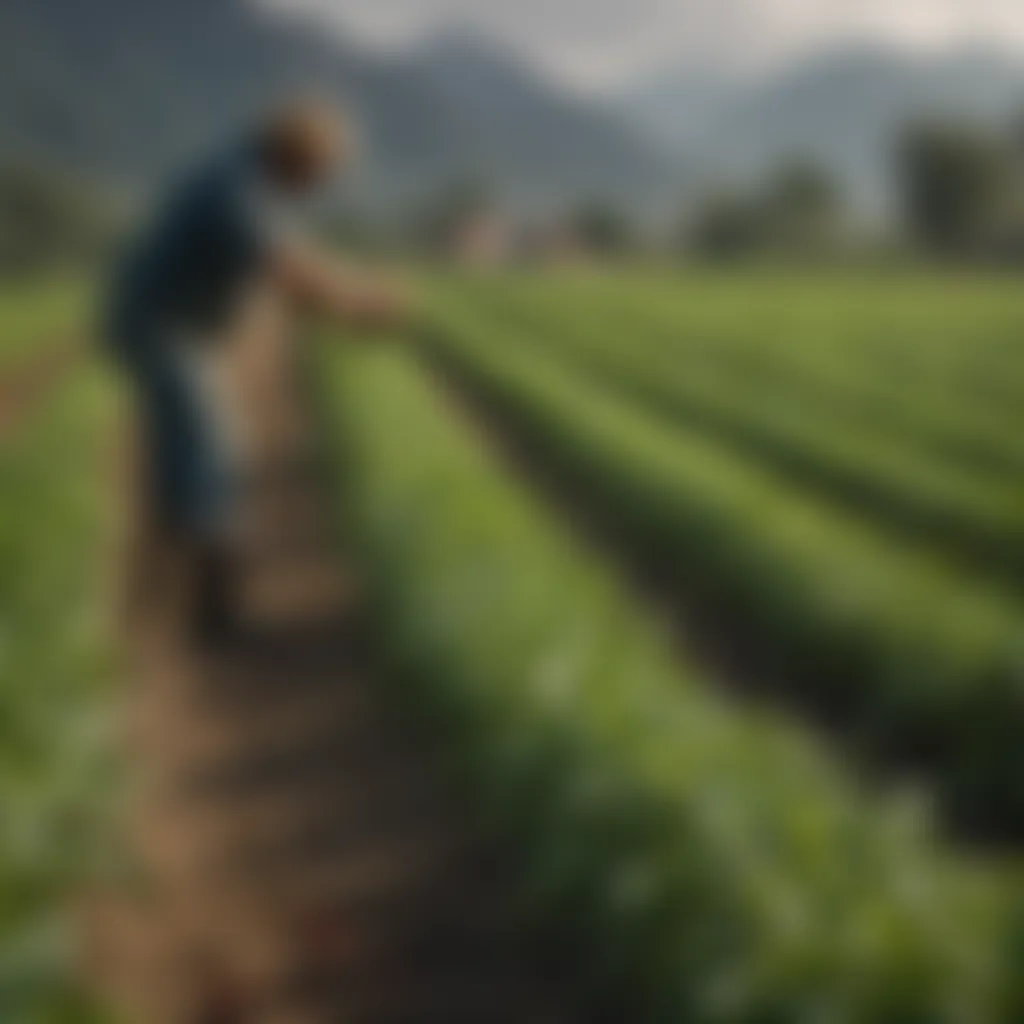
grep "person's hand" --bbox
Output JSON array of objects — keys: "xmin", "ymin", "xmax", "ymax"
[
  {"xmin": 273, "ymin": 243, "xmax": 417, "ymax": 333},
  {"xmin": 351, "ymin": 277, "xmax": 418, "ymax": 333},
  {"xmin": 361, "ymin": 279, "xmax": 412, "ymax": 328}
]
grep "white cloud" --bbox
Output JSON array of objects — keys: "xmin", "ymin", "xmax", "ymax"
[{"xmin": 262, "ymin": 0, "xmax": 1024, "ymax": 88}]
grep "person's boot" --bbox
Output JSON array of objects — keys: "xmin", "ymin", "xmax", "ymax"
[{"xmin": 192, "ymin": 542, "xmax": 238, "ymax": 651}]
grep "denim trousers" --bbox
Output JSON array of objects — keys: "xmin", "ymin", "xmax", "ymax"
[{"xmin": 123, "ymin": 339, "xmax": 235, "ymax": 540}]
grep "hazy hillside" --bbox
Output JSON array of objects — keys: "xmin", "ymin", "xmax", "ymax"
[
  {"xmin": 622, "ymin": 46, "xmax": 1024, "ymax": 210},
  {"xmin": 0, "ymin": 0, "xmax": 675, "ymax": 208},
  {"xmin": 397, "ymin": 33, "xmax": 677, "ymax": 208},
  {"xmin": 621, "ymin": 65, "xmax": 747, "ymax": 154}
]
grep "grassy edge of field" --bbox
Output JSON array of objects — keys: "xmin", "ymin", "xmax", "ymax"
[
  {"xmin": 0, "ymin": 281, "xmax": 91, "ymax": 372},
  {"xmin": 0, "ymin": 358, "xmax": 120, "ymax": 1023}
]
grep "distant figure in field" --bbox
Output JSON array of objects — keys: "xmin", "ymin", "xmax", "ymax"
[{"xmin": 109, "ymin": 98, "xmax": 404, "ymax": 645}]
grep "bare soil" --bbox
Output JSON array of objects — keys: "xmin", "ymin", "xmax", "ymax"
[{"xmin": 83, "ymin": 324, "xmax": 585, "ymax": 1023}]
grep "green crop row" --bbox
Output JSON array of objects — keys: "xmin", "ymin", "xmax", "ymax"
[
  {"xmin": 605, "ymin": 274, "xmax": 1024, "ymax": 475},
  {"xmin": 458, "ymin": 273, "xmax": 1024, "ymax": 486},
  {"xmin": 422, "ymin": 302, "xmax": 1024, "ymax": 836},
  {"xmin": 592, "ymin": 274, "xmax": 1024, "ymax": 475},
  {"xmin": 574, "ymin": 270, "xmax": 1024, "ymax": 402},
  {"xmin": 0, "ymin": 363, "xmax": 117, "ymax": 1022},
  {"xmin": 320, "ymin": 344, "xmax": 1020, "ymax": 1023},
  {"xmin": 451, "ymin": 281, "xmax": 1024, "ymax": 590}
]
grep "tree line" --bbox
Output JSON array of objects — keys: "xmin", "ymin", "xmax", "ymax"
[
  {"xmin": 677, "ymin": 114, "xmax": 1024, "ymax": 262},
  {"xmin": 5, "ymin": 111, "xmax": 1024, "ymax": 274},
  {"xmin": 402, "ymin": 114, "xmax": 1024, "ymax": 264}
]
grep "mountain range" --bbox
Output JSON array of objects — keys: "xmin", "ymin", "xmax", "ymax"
[
  {"xmin": 4, "ymin": 0, "xmax": 1024, "ymax": 218},
  {"xmin": 622, "ymin": 46, "xmax": 1024, "ymax": 211},
  {"xmin": 0, "ymin": 0, "xmax": 674, "ymax": 210}
]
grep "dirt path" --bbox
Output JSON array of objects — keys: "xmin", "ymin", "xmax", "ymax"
[{"xmin": 86, "ymin": 326, "xmax": 578, "ymax": 1023}]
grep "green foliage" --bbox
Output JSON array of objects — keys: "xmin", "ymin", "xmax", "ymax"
[
  {"xmin": 423, "ymin": 292, "xmax": 1024, "ymax": 833},
  {"xmin": 321, "ymin": 345, "xmax": 1018, "ymax": 1023},
  {"xmin": 898, "ymin": 122, "xmax": 1021, "ymax": 258},
  {"xmin": 0, "ymin": 163, "xmax": 112, "ymax": 279},
  {"xmin": 0, "ymin": 283, "xmax": 90, "ymax": 370},
  {"xmin": 687, "ymin": 192, "xmax": 770, "ymax": 260},
  {"xmin": 453, "ymin": 275, "xmax": 1024, "ymax": 589},
  {"xmin": 762, "ymin": 161, "xmax": 846, "ymax": 255},
  {"xmin": 0, "ymin": 363, "xmax": 117, "ymax": 1022},
  {"xmin": 549, "ymin": 271, "xmax": 1024, "ymax": 483},
  {"xmin": 687, "ymin": 161, "xmax": 846, "ymax": 260},
  {"xmin": 570, "ymin": 202, "xmax": 634, "ymax": 254}
]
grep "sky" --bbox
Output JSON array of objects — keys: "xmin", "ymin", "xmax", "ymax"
[{"xmin": 263, "ymin": 0, "xmax": 1024, "ymax": 91}]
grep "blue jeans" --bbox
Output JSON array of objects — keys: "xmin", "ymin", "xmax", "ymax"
[{"xmin": 123, "ymin": 342, "xmax": 234, "ymax": 538}]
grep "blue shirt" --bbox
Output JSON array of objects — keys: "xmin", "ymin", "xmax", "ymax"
[{"xmin": 110, "ymin": 145, "xmax": 286, "ymax": 351}]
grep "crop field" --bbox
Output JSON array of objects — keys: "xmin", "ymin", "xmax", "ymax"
[
  {"xmin": 0, "ymin": 282, "xmax": 88, "ymax": 371},
  {"xmin": 319, "ymin": 270, "xmax": 1024, "ymax": 1021},
  {"xmin": 6, "ymin": 270, "xmax": 1024, "ymax": 1021},
  {"xmin": 419, "ymin": 272, "xmax": 1024, "ymax": 835},
  {"xmin": 0, "ymin": 292, "xmax": 116, "ymax": 1021}
]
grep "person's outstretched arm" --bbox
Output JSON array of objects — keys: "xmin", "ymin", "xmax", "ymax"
[{"xmin": 270, "ymin": 243, "xmax": 410, "ymax": 332}]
